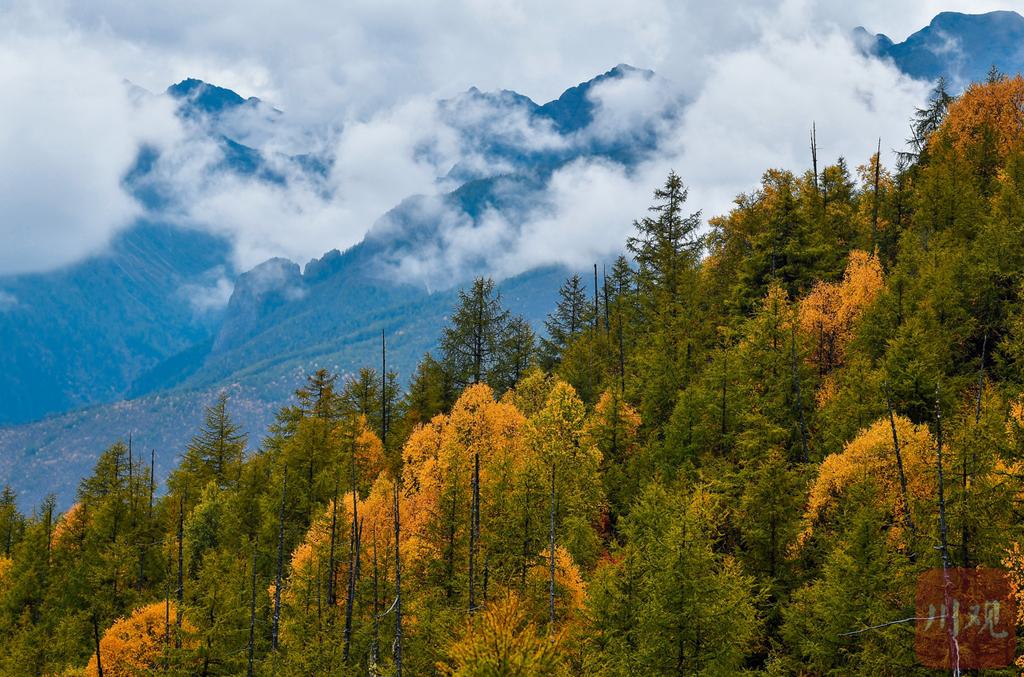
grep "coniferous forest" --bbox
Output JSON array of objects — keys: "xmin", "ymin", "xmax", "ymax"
[{"xmin": 7, "ymin": 74, "xmax": 1024, "ymax": 675}]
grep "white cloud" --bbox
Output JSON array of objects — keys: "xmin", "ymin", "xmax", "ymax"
[
  {"xmin": 387, "ymin": 158, "xmax": 653, "ymax": 288},
  {"xmin": 672, "ymin": 28, "xmax": 931, "ymax": 220},
  {"xmin": 582, "ymin": 69, "xmax": 681, "ymax": 145},
  {"xmin": 141, "ymin": 96, "xmax": 464, "ymax": 272},
  {"xmin": 0, "ymin": 23, "xmax": 182, "ymax": 275},
  {"xmin": 179, "ymin": 269, "xmax": 234, "ymax": 313},
  {"xmin": 0, "ymin": 0, "xmax": 1005, "ymax": 278},
  {"xmin": 384, "ymin": 21, "xmax": 932, "ymax": 287},
  {"xmin": 35, "ymin": 0, "xmax": 1001, "ymax": 116}
]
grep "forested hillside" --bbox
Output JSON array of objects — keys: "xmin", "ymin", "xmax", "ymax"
[{"xmin": 5, "ymin": 72, "xmax": 1024, "ymax": 675}]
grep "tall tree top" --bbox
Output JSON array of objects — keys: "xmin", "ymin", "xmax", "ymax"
[
  {"xmin": 626, "ymin": 171, "xmax": 704, "ymax": 301},
  {"xmin": 440, "ymin": 277, "xmax": 511, "ymax": 388},
  {"xmin": 181, "ymin": 392, "xmax": 247, "ymax": 489}
]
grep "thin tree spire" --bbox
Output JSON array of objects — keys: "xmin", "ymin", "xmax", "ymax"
[
  {"xmin": 884, "ymin": 381, "xmax": 917, "ymax": 547},
  {"xmin": 548, "ymin": 460, "xmax": 556, "ymax": 634},
  {"xmin": 247, "ymin": 537, "xmax": 258, "ymax": 677},
  {"xmin": 272, "ymin": 466, "xmax": 287, "ymax": 650},
  {"xmin": 871, "ymin": 138, "xmax": 882, "ymax": 253}
]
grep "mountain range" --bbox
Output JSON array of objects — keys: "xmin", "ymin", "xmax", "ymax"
[
  {"xmin": 3, "ymin": 11, "xmax": 1024, "ymax": 509},
  {"xmin": 855, "ymin": 10, "xmax": 1024, "ymax": 86}
]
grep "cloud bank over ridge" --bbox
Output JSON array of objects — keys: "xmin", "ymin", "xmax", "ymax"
[{"xmin": 0, "ymin": 0, "xmax": 997, "ymax": 280}]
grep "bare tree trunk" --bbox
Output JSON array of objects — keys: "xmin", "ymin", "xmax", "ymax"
[
  {"xmin": 617, "ymin": 319, "xmax": 626, "ymax": 395},
  {"xmin": 92, "ymin": 612, "xmax": 104, "ymax": 677},
  {"xmin": 272, "ymin": 466, "xmax": 288, "ymax": 650},
  {"xmin": 813, "ymin": 123, "xmax": 828, "ymax": 218},
  {"xmin": 112, "ymin": 448, "xmax": 121, "ymax": 544},
  {"xmin": 884, "ymin": 382, "xmax": 917, "ymax": 545},
  {"xmin": 483, "ymin": 554, "xmax": 489, "ymax": 604},
  {"xmin": 934, "ymin": 388, "xmax": 961, "ymax": 675},
  {"xmin": 44, "ymin": 500, "xmax": 53, "ymax": 565},
  {"xmin": 548, "ymin": 461, "xmax": 556, "ymax": 632},
  {"xmin": 975, "ymin": 333, "xmax": 987, "ymax": 426},
  {"xmin": 810, "ymin": 122, "xmax": 819, "ymax": 196},
  {"xmin": 469, "ymin": 452, "xmax": 479, "ymax": 613},
  {"xmin": 165, "ymin": 550, "xmax": 171, "ymax": 655},
  {"xmin": 871, "ymin": 138, "xmax": 881, "ymax": 252},
  {"xmin": 247, "ymin": 538, "xmax": 258, "ymax": 677},
  {"xmin": 474, "ymin": 291, "xmax": 484, "ymax": 384},
  {"xmin": 593, "ymin": 263, "xmax": 599, "ymax": 332},
  {"xmin": 175, "ymin": 492, "xmax": 184, "ymax": 649},
  {"xmin": 371, "ymin": 531, "xmax": 380, "ymax": 667},
  {"xmin": 521, "ymin": 487, "xmax": 531, "ymax": 590},
  {"xmin": 474, "ymin": 452, "xmax": 480, "ymax": 590},
  {"xmin": 343, "ymin": 433, "xmax": 360, "ymax": 661},
  {"xmin": 960, "ymin": 333, "xmax": 988, "ymax": 569},
  {"xmin": 128, "ymin": 432, "xmax": 135, "ymax": 529},
  {"xmin": 790, "ymin": 326, "xmax": 809, "ymax": 462},
  {"xmin": 393, "ymin": 478, "xmax": 403, "ymax": 677},
  {"xmin": 327, "ymin": 470, "xmax": 340, "ymax": 608},
  {"xmin": 355, "ymin": 519, "xmax": 362, "ymax": 593}
]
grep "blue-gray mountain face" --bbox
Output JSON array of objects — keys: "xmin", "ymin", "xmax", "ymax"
[
  {"xmin": 3, "ymin": 11, "xmax": 1024, "ymax": 508},
  {"xmin": 0, "ymin": 225, "xmax": 229, "ymax": 425},
  {"xmin": 0, "ymin": 65, "xmax": 669, "ymax": 507},
  {"xmin": 855, "ymin": 10, "xmax": 1024, "ymax": 88}
]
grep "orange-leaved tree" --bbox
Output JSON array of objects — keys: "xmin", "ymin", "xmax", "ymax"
[
  {"xmin": 86, "ymin": 601, "xmax": 195, "ymax": 676},
  {"xmin": 800, "ymin": 415, "xmax": 934, "ymax": 548},
  {"xmin": 938, "ymin": 74, "xmax": 1024, "ymax": 161},
  {"xmin": 798, "ymin": 250, "xmax": 883, "ymax": 374}
]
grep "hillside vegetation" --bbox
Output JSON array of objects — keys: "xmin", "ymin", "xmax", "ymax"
[{"xmin": 5, "ymin": 74, "xmax": 1024, "ymax": 674}]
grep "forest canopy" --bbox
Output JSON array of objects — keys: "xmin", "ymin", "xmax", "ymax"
[{"xmin": 5, "ymin": 75, "xmax": 1024, "ymax": 675}]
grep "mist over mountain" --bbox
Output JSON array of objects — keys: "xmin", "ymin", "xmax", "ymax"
[
  {"xmin": 0, "ymin": 65, "xmax": 660, "ymax": 506},
  {"xmin": 1, "ymin": 62, "xmax": 659, "ymax": 414},
  {"xmin": 3, "ymin": 11, "xmax": 1024, "ymax": 508}
]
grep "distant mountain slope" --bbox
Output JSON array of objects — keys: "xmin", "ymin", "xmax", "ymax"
[
  {"xmin": 0, "ymin": 384, "xmax": 276, "ymax": 508},
  {"xmin": 0, "ymin": 65, "xmax": 656, "ymax": 426},
  {"xmin": 0, "ymin": 224, "xmax": 230, "ymax": 424},
  {"xmin": 0, "ymin": 66, "xmax": 650, "ymax": 507},
  {"xmin": 855, "ymin": 10, "xmax": 1024, "ymax": 86},
  {"xmin": 0, "ymin": 266, "xmax": 564, "ymax": 507}
]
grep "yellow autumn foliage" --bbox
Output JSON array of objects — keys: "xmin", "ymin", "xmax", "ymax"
[
  {"xmin": 801, "ymin": 415, "xmax": 935, "ymax": 545},
  {"xmin": 0, "ymin": 556, "xmax": 11, "ymax": 585},
  {"xmin": 798, "ymin": 250, "xmax": 883, "ymax": 372},
  {"xmin": 399, "ymin": 383, "xmax": 528, "ymax": 567},
  {"xmin": 1007, "ymin": 396, "xmax": 1024, "ymax": 442},
  {"xmin": 441, "ymin": 593, "xmax": 564, "ymax": 676},
  {"xmin": 938, "ymin": 75, "xmax": 1024, "ymax": 160},
  {"xmin": 276, "ymin": 414, "xmax": 388, "ymax": 613},
  {"xmin": 1001, "ymin": 542, "xmax": 1024, "ymax": 671},
  {"xmin": 51, "ymin": 502, "xmax": 86, "ymax": 550},
  {"xmin": 353, "ymin": 416, "xmax": 387, "ymax": 485},
  {"xmin": 85, "ymin": 602, "xmax": 195, "ymax": 677},
  {"xmin": 584, "ymin": 391, "xmax": 641, "ymax": 460},
  {"xmin": 501, "ymin": 368, "xmax": 555, "ymax": 418},
  {"xmin": 526, "ymin": 545, "xmax": 587, "ymax": 622},
  {"xmin": 286, "ymin": 500, "xmax": 336, "ymax": 595}
]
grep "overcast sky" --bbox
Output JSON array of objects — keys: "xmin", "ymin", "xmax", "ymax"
[{"xmin": 0, "ymin": 0, "xmax": 1019, "ymax": 281}]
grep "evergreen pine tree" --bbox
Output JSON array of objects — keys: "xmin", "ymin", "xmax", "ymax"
[
  {"xmin": 180, "ymin": 393, "xmax": 247, "ymax": 490},
  {"xmin": 540, "ymin": 274, "xmax": 593, "ymax": 368},
  {"xmin": 440, "ymin": 277, "xmax": 510, "ymax": 389}
]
